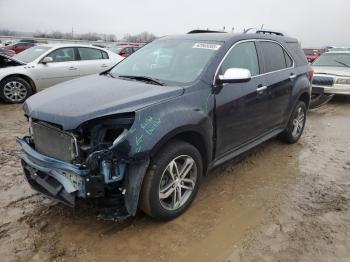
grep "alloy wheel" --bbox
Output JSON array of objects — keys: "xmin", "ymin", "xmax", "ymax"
[
  {"xmin": 158, "ymin": 155, "xmax": 197, "ymax": 211},
  {"xmin": 3, "ymin": 81, "xmax": 28, "ymax": 102},
  {"xmin": 292, "ymin": 107, "xmax": 305, "ymax": 138}
]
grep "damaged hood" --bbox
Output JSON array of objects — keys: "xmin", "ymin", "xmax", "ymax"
[
  {"xmin": 0, "ymin": 54, "xmax": 26, "ymax": 68},
  {"xmin": 24, "ymin": 74, "xmax": 184, "ymax": 130}
]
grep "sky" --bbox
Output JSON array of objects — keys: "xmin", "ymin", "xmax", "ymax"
[{"xmin": 0, "ymin": 0, "xmax": 350, "ymax": 47}]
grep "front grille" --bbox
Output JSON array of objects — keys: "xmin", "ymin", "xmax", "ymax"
[
  {"xmin": 31, "ymin": 121, "xmax": 77, "ymax": 163},
  {"xmin": 312, "ymin": 75, "xmax": 335, "ymax": 86}
]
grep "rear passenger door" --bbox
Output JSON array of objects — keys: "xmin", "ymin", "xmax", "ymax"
[
  {"xmin": 77, "ymin": 47, "xmax": 112, "ymax": 76},
  {"xmin": 257, "ymin": 41, "xmax": 295, "ymax": 128}
]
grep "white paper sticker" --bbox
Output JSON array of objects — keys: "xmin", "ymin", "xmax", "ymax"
[{"xmin": 193, "ymin": 43, "xmax": 221, "ymax": 50}]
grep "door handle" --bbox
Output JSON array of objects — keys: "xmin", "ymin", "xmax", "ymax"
[
  {"xmin": 256, "ymin": 86, "xmax": 267, "ymax": 93},
  {"xmin": 69, "ymin": 66, "xmax": 78, "ymax": 70},
  {"xmin": 101, "ymin": 64, "xmax": 109, "ymax": 68},
  {"xmin": 289, "ymin": 74, "xmax": 297, "ymax": 80}
]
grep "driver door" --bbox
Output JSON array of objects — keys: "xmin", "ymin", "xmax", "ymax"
[
  {"xmin": 34, "ymin": 47, "xmax": 80, "ymax": 91},
  {"xmin": 215, "ymin": 41, "xmax": 272, "ymax": 157}
]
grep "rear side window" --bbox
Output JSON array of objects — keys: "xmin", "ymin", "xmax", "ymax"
[
  {"xmin": 287, "ymin": 42, "xmax": 308, "ymax": 65},
  {"xmin": 78, "ymin": 47, "xmax": 108, "ymax": 60},
  {"xmin": 221, "ymin": 41, "xmax": 260, "ymax": 76},
  {"xmin": 284, "ymin": 51, "xmax": 293, "ymax": 67},
  {"xmin": 260, "ymin": 42, "xmax": 289, "ymax": 73}
]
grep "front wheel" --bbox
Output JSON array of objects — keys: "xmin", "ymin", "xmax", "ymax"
[
  {"xmin": 140, "ymin": 140, "xmax": 203, "ymax": 220},
  {"xmin": 279, "ymin": 101, "xmax": 307, "ymax": 144},
  {"xmin": 0, "ymin": 77, "xmax": 32, "ymax": 103}
]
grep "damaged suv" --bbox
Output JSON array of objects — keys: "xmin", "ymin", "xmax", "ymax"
[{"xmin": 18, "ymin": 30, "xmax": 312, "ymax": 220}]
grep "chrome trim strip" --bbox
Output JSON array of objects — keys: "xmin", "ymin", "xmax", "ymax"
[{"xmin": 213, "ymin": 39, "xmax": 296, "ymax": 86}]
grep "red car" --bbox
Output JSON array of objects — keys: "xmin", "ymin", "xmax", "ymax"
[
  {"xmin": 303, "ymin": 48, "xmax": 325, "ymax": 63},
  {"xmin": 0, "ymin": 48, "xmax": 16, "ymax": 57},
  {"xmin": 108, "ymin": 44, "xmax": 140, "ymax": 57},
  {"xmin": 3, "ymin": 42, "xmax": 35, "ymax": 54}
]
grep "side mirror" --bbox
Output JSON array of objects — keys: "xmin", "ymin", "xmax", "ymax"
[
  {"xmin": 42, "ymin": 56, "xmax": 53, "ymax": 64},
  {"xmin": 218, "ymin": 68, "xmax": 252, "ymax": 84}
]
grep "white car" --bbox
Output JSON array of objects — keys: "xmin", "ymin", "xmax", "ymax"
[
  {"xmin": 0, "ymin": 44, "xmax": 124, "ymax": 103},
  {"xmin": 310, "ymin": 51, "xmax": 350, "ymax": 108}
]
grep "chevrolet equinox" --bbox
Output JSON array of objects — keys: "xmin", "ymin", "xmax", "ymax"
[{"xmin": 18, "ymin": 30, "xmax": 312, "ymax": 221}]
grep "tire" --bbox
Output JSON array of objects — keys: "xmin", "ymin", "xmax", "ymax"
[
  {"xmin": 0, "ymin": 76, "xmax": 32, "ymax": 103},
  {"xmin": 309, "ymin": 93, "xmax": 334, "ymax": 109},
  {"xmin": 140, "ymin": 140, "xmax": 203, "ymax": 220},
  {"xmin": 279, "ymin": 101, "xmax": 307, "ymax": 144}
]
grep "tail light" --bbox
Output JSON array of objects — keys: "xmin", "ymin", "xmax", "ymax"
[{"xmin": 310, "ymin": 67, "xmax": 314, "ymax": 80}]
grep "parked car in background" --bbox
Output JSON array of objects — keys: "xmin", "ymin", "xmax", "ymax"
[
  {"xmin": 3, "ymin": 42, "xmax": 35, "ymax": 54},
  {"xmin": 17, "ymin": 30, "xmax": 312, "ymax": 221},
  {"xmin": 108, "ymin": 44, "xmax": 140, "ymax": 57},
  {"xmin": 0, "ymin": 48, "xmax": 16, "ymax": 57},
  {"xmin": 0, "ymin": 44, "xmax": 124, "ymax": 103},
  {"xmin": 303, "ymin": 48, "xmax": 325, "ymax": 63},
  {"xmin": 310, "ymin": 51, "xmax": 350, "ymax": 108},
  {"xmin": 18, "ymin": 39, "xmax": 48, "ymax": 44}
]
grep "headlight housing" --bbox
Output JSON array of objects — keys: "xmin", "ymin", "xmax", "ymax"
[{"xmin": 335, "ymin": 78, "xmax": 350, "ymax": 85}]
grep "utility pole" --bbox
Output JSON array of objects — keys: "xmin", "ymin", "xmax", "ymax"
[{"xmin": 71, "ymin": 27, "xmax": 74, "ymax": 39}]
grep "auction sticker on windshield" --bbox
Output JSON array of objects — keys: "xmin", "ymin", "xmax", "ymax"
[{"xmin": 193, "ymin": 43, "xmax": 221, "ymax": 50}]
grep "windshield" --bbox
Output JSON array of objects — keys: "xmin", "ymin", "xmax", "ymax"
[
  {"xmin": 110, "ymin": 39, "xmax": 221, "ymax": 85},
  {"xmin": 313, "ymin": 53, "xmax": 350, "ymax": 67},
  {"xmin": 14, "ymin": 46, "xmax": 51, "ymax": 63}
]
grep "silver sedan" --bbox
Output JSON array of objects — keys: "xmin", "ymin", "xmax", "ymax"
[{"xmin": 0, "ymin": 44, "xmax": 124, "ymax": 103}]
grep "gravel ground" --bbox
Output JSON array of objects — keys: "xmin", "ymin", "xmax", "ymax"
[{"xmin": 0, "ymin": 97, "xmax": 349, "ymax": 262}]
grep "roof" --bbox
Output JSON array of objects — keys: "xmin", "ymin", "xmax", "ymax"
[
  {"xmin": 161, "ymin": 32, "xmax": 298, "ymax": 44},
  {"xmin": 36, "ymin": 43, "xmax": 108, "ymax": 49}
]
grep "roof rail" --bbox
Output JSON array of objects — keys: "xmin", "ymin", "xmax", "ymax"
[
  {"xmin": 244, "ymin": 28, "xmax": 284, "ymax": 36},
  {"xmin": 187, "ymin": 30, "xmax": 226, "ymax": 34}
]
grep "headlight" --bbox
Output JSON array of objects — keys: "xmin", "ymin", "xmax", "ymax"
[{"xmin": 335, "ymin": 78, "xmax": 350, "ymax": 85}]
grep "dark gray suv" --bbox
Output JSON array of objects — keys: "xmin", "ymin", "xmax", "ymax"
[{"xmin": 18, "ymin": 30, "xmax": 312, "ymax": 221}]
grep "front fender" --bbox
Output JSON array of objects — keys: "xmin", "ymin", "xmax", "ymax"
[{"xmin": 113, "ymin": 88, "xmax": 214, "ymax": 161}]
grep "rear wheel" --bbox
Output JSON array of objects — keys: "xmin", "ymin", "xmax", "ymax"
[
  {"xmin": 0, "ymin": 76, "xmax": 32, "ymax": 103},
  {"xmin": 279, "ymin": 101, "xmax": 307, "ymax": 144},
  {"xmin": 140, "ymin": 140, "xmax": 202, "ymax": 220}
]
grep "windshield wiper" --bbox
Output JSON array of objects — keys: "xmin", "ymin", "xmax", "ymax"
[
  {"xmin": 119, "ymin": 75, "xmax": 164, "ymax": 86},
  {"xmin": 105, "ymin": 71, "xmax": 115, "ymax": 78},
  {"xmin": 334, "ymin": 60, "xmax": 350, "ymax": 68}
]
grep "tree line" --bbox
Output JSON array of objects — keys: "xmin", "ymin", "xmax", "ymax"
[{"xmin": 0, "ymin": 29, "xmax": 157, "ymax": 43}]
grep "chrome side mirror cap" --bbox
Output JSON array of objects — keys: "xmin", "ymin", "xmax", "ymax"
[
  {"xmin": 218, "ymin": 68, "xmax": 252, "ymax": 84},
  {"xmin": 41, "ymin": 56, "xmax": 53, "ymax": 64}
]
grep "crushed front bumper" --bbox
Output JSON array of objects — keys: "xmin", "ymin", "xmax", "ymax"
[
  {"xmin": 17, "ymin": 137, "xmax": 150, "ymax": 220},
  {"xmin": 17, "ymin": 138, "xmax": 97, "ymax": 206},
  {"xmin": 313, "ymin": 84, "xmax": 350, "ymax": 95}
]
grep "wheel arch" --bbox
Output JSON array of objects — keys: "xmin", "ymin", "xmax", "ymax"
[
  {"xmin": 298, "ymin": 91, "xmax": 310, "ymax": 109},
  {"xmin": 0, "ymin": 74, "xmax": 37, "ymax": 93},
  {"xmin": 149, "ymin": 127, "xmax": 212, "ymax": 176}
]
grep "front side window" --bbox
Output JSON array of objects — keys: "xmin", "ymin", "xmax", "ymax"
[
  {"xmin": 78, "ymin": 47, "xmax": 105, "ymax": 60},
  {"xmin": 110, "ymin": 39, "xmax": 221, "ymax": 85},
  {"xmin": 48, "ymin": 48, "xmax": 76, "ymax": 62},
  {"xmin": 221, "ymin": 41, "xmax": 260, "ymax": 76},
  {"xmin": 260, "ymin": 42, "xmax": 289, "ymax": 72}
]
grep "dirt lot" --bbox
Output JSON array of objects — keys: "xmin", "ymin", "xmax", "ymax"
[{"xmin": 1, "ymin": 97, "xmax": 350, "ymax": 262}]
